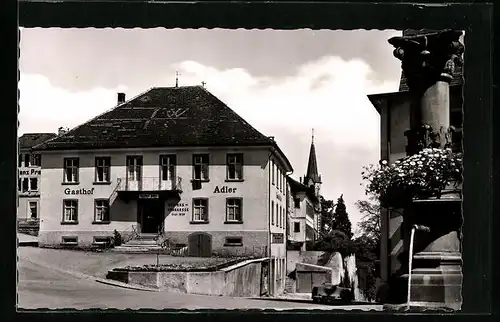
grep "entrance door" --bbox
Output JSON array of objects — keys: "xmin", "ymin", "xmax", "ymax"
[
  {"xmin": 188, "ymin": 233, "xmax": 212, "ymax": 257},
  {"xmin": 297, "ymin": 272, "xmax": 313, "ymax": 293},
  {"xmin": 139, "ymin": 200, "xmax": 164, "ymax": 234}
]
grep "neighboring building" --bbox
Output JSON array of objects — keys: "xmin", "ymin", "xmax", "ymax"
[
  {"xmin": 286, "ymin": 134, "xmax": 322, "ymax": 251},
  {"xmin": 32, "ymin": 86, "xmax": 292, "ymax": 295},
  {"xmin": 17, "ymin": 132, "xmax": 57, "ymax": 222},
  {"xmin": 367, "ymin": 29, "xmax": 463, "ymax": 283}
]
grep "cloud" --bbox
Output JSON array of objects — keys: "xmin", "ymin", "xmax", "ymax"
[
  {"xmin": 19, "ymin": 55, "xmax": 399, "ymax": 229},
  {"xmin": 18, "ymin": 74, "xmax": 128, "ymax": 133}
]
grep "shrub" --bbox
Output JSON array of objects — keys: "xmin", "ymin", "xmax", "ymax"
[{"xmin": 113, "ymin": 230, "xmax": 123, "ymax": 246}]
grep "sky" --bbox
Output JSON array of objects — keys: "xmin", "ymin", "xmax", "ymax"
[{"xmin": 18, "ymin": 28, "xmax": 402, "ymax": 230}]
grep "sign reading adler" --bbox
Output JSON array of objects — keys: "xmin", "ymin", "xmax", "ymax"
[
  {"xmin": 64, "ymin": 188, "xmax": 95, "ymax": 195},
  {"xmin": 213, "ymin": 186, "xmax": 237, "ymax": 193}
]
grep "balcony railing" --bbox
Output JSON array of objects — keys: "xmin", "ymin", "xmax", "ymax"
[{"xmin": 117, "ymin": 177, "xmax": 182, "ymax": 192}]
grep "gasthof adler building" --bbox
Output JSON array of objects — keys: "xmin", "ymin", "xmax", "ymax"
[{"xmin": 32, "ymin": 85, "xmax": 295, "ymax": 294}]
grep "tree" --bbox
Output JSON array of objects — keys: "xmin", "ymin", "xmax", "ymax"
[
  {"xmin": 354, "ymin": 197, "xmax": 381, "ymax": 249},
  {"xmin": 351, "ymin": 197, "xmax": 382, "ymax": 302},
  {"xmin": 318, "ymin": 196, "xmax": 335, "ymax": 236},
  {"xmin": 330, "ymin": 194, "xmax": 353, "ymax": 240}
]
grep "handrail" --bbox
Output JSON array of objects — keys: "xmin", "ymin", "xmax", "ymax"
[
  {"xmin": 117, "ymin": 176, "xmax": 182, "ymax": 192},
  {"xmin": 108, "ymin": 178, "xmax": 122, "ymax": 205}
]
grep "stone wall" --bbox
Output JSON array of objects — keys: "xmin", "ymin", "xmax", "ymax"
[
  {"xmin": 18, "ymin": 220, "xmax": 40, "ymax": 236},
  {"xmin": 107, "ymin": 258, "xmax": 265, "ymax": 297}
]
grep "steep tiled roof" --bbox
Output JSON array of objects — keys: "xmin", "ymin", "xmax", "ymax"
[
  {"xmin": 398, "ymin": 29, "xmax": 464, "ymax": 92},
  {"xmin": 19, "ymin": 133, "xmax": 57, "ymax": 150},
  {"xmin": 304, "ymin": 141, "xmax": 320, "ymax": 185},
  {"xmin": 33, "ymin": 86, "xmax": 278, "ymax": 152}
]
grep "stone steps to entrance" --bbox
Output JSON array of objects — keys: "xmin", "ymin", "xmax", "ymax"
[{"xmin": 123, "ymin": 240, "xmax": 159, "ymax": 246}]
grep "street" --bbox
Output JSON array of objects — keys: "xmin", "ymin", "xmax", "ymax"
[{"xmin": 17, "ymin": 247, "xmax": 381, "ymax": 310}]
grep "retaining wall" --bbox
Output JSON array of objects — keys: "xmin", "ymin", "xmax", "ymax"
[{"xmin": 107, "ymin": 258, "xmax": 266, "ymax": 297}]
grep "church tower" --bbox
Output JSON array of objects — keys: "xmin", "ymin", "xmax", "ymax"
[{"xmin": 303, "ymin": 129, "xmax": 322, "ymax": 198}]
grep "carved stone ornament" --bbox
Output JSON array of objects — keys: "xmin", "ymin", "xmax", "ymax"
[
  {"xmin": 388, "ymin": 30, "xmax": 464, "ymax": 92},
  {"xmin": 404, "ymin": 124, "xmax": 455, "ymax": 155}
]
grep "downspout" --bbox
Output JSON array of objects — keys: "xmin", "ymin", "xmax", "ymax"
[
  {"xmin": 285, "ymin": 170, "xmax": 293, "ymax": 285},
  {"xmin": 267, "ymin": 150, "xmax": 273, "ymax": 259}
]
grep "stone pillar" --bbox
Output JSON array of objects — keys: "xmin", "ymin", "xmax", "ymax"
[
  {"xmin": 386, "ymin": 30, "xmax": 464, "ymax": 310},
  {"xmin": 389, "ymin": 30, "xmax": 464, "ymax": 156}
]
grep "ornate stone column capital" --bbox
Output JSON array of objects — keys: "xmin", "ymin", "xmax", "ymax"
[{"xmin": 388, "ymin": 29, "xmax": 464, "ymax": 92}]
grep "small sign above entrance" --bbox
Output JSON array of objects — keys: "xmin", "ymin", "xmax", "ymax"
[
  {"xmin": 271, "ymin": 233, "xmax": 284, "ymax": 244},
  {"xmin": 139, "ymin": 193, "xmax": 159, "ymax": 199}
]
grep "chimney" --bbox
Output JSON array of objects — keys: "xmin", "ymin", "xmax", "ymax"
[
  {"xmin": 58, "ymin": 127, "xmax": 68, "ymax": 136},
  {"xmin": 117, "ymin": 92, "xmax": 126, "ymax": 104}
]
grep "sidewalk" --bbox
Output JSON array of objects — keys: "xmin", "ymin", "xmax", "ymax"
[
  {"xmin": 255, "ymin": 293, "xmax": 384, "ymax": 311},
  {"xmin": 279, "ymin": 293, "xmax": 312, "ymax": 301},
  {"xmin": 18, "ymin": 233, "xmax": 38, "ymax": 247}
]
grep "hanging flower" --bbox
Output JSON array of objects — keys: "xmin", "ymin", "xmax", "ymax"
[{"xmin": 361, "ymin": 148, "xmax": 463, "ymax": 208}]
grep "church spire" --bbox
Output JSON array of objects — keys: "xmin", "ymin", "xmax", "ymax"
[{"xmin": 304, "ymin": 128, "xmax": 321, "ymax": 186}]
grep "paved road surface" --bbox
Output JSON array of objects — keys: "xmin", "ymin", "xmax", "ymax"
[{"xmin": 17, "ymin": 247, "xmax": 382, "ymax": 311}]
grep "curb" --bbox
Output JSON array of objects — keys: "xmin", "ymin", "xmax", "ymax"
[{"xmin": 95, "ymin": 278, "xmax": 160, "ymax": 292}]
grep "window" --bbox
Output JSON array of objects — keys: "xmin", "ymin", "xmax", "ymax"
[
  {"xmin": 18, "ymin": 178, "xmax": 21, "ymax": 191},
  {"xmin": 62, "ymin": 200, "xmax": 78, "ymax": 223},
  {"xmin": 271, "ymin": 161, "xmax": 275, "ymax": 185},
  {"xmin": 29, "ymin": 202, "xmax": 37, "ymax": 219},
  {"xmin": 192, "ymin": 198, "xmax": 208, "ymax": 222},
  {"xmin": 93, "ymin": 236, "xmax": 112, "ymax": 246},
  {"xmin": 63, "ymin": 158, "xmax": 79, "ymax": 183},
  {"xmin": 94, "ymin": 200, "xmax": 110, "ymax": 222},
  {"xmin": 126, "ymin": 156, "xmax": 142, "ymax": 181},
  {"xmin": 24, "ymin": 154, "xmax": 30, "ymax": 167},
  {"xmin": 276, "ymin": 203, "xmax": 279, "ymax": 227},
  {"xmin": 226, "ymin": 198, "xmax": 242, "ymax": 222},
  {"xmin": 271, "ymin": 201, "xmax": 275, "ymax": 225},
  {"xmin": 160, "ymin": 155, "xmax": 176, "ymax": 181},
  {"xmin": 30, "ymin": 178, "xmax": 38, "ymax": 191},
  {"xmin": 18, "ymin": 155, "xmax": 22, "ymax": 167},
  {"xmin": 279, "ymin": 205, "xmax": 282, "ymax": 228},
  {"xmin": 224, "ymin": 237, "xmax": 243, "ymax": 246},
  {"xmin": 31, "ymin": 154, "xmax": 41, "ymax": 167},
  {"xmin": 95, "ymin": 157, "xmax": 111, "ymax": 183},
  {"xmin": 22, "ymin": 178, "xmax": 29, "ymax": 192},
  {"xmin": 193, "ymin": 154, "xmax": 209, "ymax": 181},
  {"xmin": 61, "ymin": 236, "xmax": 78, "ymax": 245},
  {"xmin": 294, "ymin": 198, "xmax": 301, "ymax": 208},
  {"xmin": 294, "ymin": 222, "xmax": 300, "ymax": 233},
  {"xmin": 226, "ymin": 154, "xmax": 243, "ymax": 180}
]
